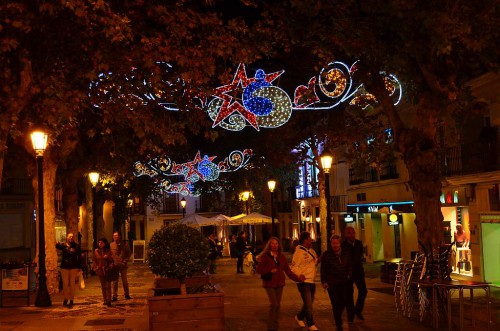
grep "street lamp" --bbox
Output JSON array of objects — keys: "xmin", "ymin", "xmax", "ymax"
[
  {"xmin": 88, "ymin": 172, "xmax": 100, "ymax": 251},
  {"xmin": 267, "ymin": 179, "xmax": 277, "ymax": 236},
  {"xmin": 320, "ymin": 150, "xmax": 333, "ymax": 247},
  {"xmin": 127, "ymin": 198, "xmax": 133, "ymax": 241},
  {"xmin": 31, "ymin": 131, "xmax": 51, "ymax": 307},
  {"xmin": 180, "ymin": 197, "xmax": 187, "ymax": 217},
  {"xmin": 241, "ymin": 190, "xmax": 251, "ymax": 241}
]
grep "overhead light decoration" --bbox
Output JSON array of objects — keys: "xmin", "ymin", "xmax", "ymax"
[
  {"xmin": 89, "ymin": 61, "xmax": 402, "ymax": 132},
  {"xmin": 206, "ymin": 63, "xmax": 292, "ymax": 131},
  {"xmin": 88, "ymin": 62, "xmax": 204, "ymax": 112},
  {"xmin": 293, "ymin": 61, "xmax": 402, "ymax": 110},
  {"xmin": 134, "ymin": 149, "xmax": 253, "ymax": 196}
]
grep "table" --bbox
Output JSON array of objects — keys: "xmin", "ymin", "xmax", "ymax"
[{"xmin": 413, "ymin": 279, "xmax": 492, "ymax": 331}]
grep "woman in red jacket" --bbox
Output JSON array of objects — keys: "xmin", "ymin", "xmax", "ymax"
[{"xmin": 257, "ymin": 237, "xmax": 305, "ymax": 331}]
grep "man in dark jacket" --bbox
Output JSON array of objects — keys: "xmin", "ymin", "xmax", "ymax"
[
  {"xmin": 321, "ymin": 235, "xmax": 354, "ymax": 331},
  {"xmin": 342, "ymin": 227, "xmax": 367, "ymax": 320}
]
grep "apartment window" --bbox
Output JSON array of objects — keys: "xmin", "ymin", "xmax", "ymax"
[{"xmin": 356, "ymin": 193, "xmax": 366, "ymax": 201}]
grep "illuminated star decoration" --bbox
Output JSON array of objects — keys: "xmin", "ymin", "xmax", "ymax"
[
  {"xmin": 206, "ymin": 64, "xmax": 292, "ymax": 131},
  {"xmin": 293, "ymin": 61, "xmax": 402, "ymax": 110},
  {"xmin": 133, "ymin": 149, "xmax": 253, "ymax": 196}
]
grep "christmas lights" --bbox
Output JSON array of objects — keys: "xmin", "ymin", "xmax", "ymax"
[
  {"xmin": 89, "ymin": 61, "xmax": 402, "ymax": 132},
  {"xmin": 293, "ymin": 61, "xmax": 402, "ymax": 110},
  {"xmin": 207, "ymin": 64, "xmax": 292, "ymax": 131},
  {"xmin": 133, "ymin": 149, "xmax": 253, "ymax": 196}
]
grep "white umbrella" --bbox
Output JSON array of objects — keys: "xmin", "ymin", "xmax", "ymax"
[
  {"xmin": 231, "ymin": 212, "xmax": 279, "ymax": 225},
  {"xmin": 172, "ymin": 214, "xmax": 221, "ymax": 227},
  {"xmin": 208, "ymin": 214, "xmax": 234, "ymax": 222}
]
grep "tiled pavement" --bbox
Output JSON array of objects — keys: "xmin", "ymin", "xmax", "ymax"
[{"xmin": 0, "ymin": 257, "xmax": 498, "ymax": 330}]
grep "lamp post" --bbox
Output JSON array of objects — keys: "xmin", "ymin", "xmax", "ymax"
[
  {"xmin": 320, "ymin": 150, "xmax": 333, "ymax": 250},
  {"xmin": 31, "ymin": 131, "xmax": 51, "ymax": 307},
  {"xmin": 267, "ymin": 179, "xmax": 277, "ymax": 237},
  {"xmin": 180, "ymin": 197, "xmax": 187, "ymax": 217},
  {"xmin": 88, "ymin": 172, "xmax": 100, "ymax": 251},
  {"xmin": 127, "ymin": 198, "xmax": 133, "ymax": 241},
  {"xmin": 241, "ymin": 190, "xmax": 251, "ymax": 241},
  {"xmin": 316, "ymin": 216, "xmax": 321, "ymax": 241}
]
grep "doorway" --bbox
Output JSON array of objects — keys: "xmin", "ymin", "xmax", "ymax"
[{"xmin": 481, "ymin": 222, "xmax": 500, "ymax": 284}]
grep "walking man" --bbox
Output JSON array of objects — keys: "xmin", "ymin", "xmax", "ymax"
[
  {"xmin": 110, "ymin": 231, "xmax": 131, "ymax": 301},
  {"xmin": 321, "ymin": 235, "xmax": 354, "ymax": 331},
  {"xmin": 291, "ymin": 231, "xmax": 319, "ymax": 331},
  {"xmin": 342, "ymin": 226, "xmax": 367, "ymax": 320}
]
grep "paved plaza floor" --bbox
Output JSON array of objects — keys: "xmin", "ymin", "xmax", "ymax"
[{"xmin": 0, "ymin": 257, "xmax": 498, "ymax": 330}]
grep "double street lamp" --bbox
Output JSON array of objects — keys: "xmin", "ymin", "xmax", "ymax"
[
  {"xmin": 320, "ymin": 151, "xmax": 333, "ymax": 244},
  {"xmin": 267, "ymin": 179, "xmax": 277, "ymax": 236},
  {"xmin": 180, "ymin": 197, "xmax": 187, "ymax": 217},
  {"xmin": 31, "ymin": 131, "xmax": 51, "ymax": 307},
  {"xmin": 88, "ymin": 172, "xmax": 100, "ymax": 251}
]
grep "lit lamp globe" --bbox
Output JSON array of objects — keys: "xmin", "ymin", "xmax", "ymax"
[
  {"xmin": 88, "ymin": 172, "xmax": 100, "ymax": 187},
  {"xmin": 267, "ymin": 179, "xmax": 276, "ymax": 193},
  {"xmin": 31, "ymin": 131, "xmax": 48, "ymax": 155},
  {"xmin": 320, "ymin": 151, "xmax": 333, "ymax": 173}
]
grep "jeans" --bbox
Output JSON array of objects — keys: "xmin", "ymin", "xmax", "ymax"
[
  {"xmin": 352, "ymin": 271, "xmax": 367, "ymax": 314},
  {"xmin": 112, "ymin": 267, "xmax": 130, "ymax": 298},
  {"xmin": 327, "ymin": 283, "xmax": 354, "ymax": 329},
  {"xmin": 264, "ymin": 287, "xmax": 283, "ymax": 330},
  {"xmin": 237, "ymin": 254, "xmax": 244, "ymax": 272},
  {"xmin": 98, "ymin": 276, "xmax": 112, "ymax": 304},
  {"xmin": 60, "ymin": 268, "xmax": 79, "ymax": 300},
  {"xmin": 297, "ymin": 282, "xmax": 316, "ymax": 326}
]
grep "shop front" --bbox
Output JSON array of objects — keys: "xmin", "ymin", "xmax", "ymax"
[
  {"xmin": 346, "ymin": 201, "xmax": 418, "ymax": 263},
  {"xmin": 440, "ymin": 187, "xmax": 473, "ymax": 277},
  {"xmin": 479, "ymin": 214, "xmax": 500, "ymax": 285}
]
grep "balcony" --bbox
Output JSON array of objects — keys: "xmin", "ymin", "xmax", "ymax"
[
  {"xmin": 330, "ymin": 195, "xmax": 348, "ymax": 212},
  {"xmin": 441, "ymin": 139, "xmax": 500, "ymax": 176},
  {"xmin": 349, "ymin": 163, "xmax": 399, "ymax": 185},
  {"xmin": 0, "ymin": 178, "xmax": 33, "ymax": 195}
]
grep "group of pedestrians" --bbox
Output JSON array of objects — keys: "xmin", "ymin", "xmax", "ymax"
[
  {"xmin": 56, "ymin": 231, "xmax": 131, "ymax": 307},
  {"xmin": 254, "ymin": 227, "xmax": 367, "ymax": 331}
]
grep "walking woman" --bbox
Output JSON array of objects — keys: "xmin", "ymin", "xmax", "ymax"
[
  {"xmin": 56, "ymin": 232, "xmax": 81, "ymax": 306},
  {"xmin": 92, "ymin": 237, "xmax": 114, "ymax": 306},
  {"xmin": 257, "ymin": 237, "xmax": 305, "ymax": 331}
]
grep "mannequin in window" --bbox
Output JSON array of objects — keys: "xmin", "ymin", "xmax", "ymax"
[{"xmin": 454, "ymin": 224, "xmax": 469, "ymax": 248}]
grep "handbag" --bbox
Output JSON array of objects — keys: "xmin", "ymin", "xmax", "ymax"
[
  {"xmin": 105, "ymin": 264, "xmax": 120, "ymax": 282},
  {"xmin": 79, "ymin": 270, "xmax": 86, "ymax": 289}
]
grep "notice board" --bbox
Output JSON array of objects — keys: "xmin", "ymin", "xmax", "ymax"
[{"xmin": 132, "ymin": 240, "xmax": 145, "ymax": 263}]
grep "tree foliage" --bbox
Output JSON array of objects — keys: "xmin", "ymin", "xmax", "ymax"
[{"xmin": 147, "ymin": 223, "xmax": 209, "ymax": 281}]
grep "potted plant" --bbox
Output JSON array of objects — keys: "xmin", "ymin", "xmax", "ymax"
[{"xmin": 146, "ymin": 223, "xmax": 224, "ymax": 330}]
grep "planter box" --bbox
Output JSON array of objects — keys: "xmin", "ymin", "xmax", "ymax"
[
  {"xmin": 154, "ymin": 275, "xmax": 209, "ymax": 289},
  {"xmin": 148, "ymin": 290, "xmax": 224, "ymax": 331}
]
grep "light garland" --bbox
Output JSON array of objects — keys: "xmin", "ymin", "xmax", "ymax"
[
  {"xmin": 89, "ymin": 61, "xmax": 402, "ymax": 132},
  {"xmin": 293, "ymin": 61, "xmax": 403, "ymax": 111},
  {"xmin": 207, "ymin": 63, "xmax": 292, "ymax": 131},
  {"xmin": 133, "ymin": 149, "xmax": 253, "ymax": 196}
]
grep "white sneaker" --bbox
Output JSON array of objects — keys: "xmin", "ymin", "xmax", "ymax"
[
  {"xmin": 294, "ymin": 315, "xmax": 306, "ymax": 327},
  {"xmin": 308, "ymin": 325, "xmax": 319, "ymax": 331}
]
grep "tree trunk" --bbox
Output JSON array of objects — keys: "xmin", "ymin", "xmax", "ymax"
[
  {"xmin": 33, "ymin": 153, "xmax": 59, "ymax": 294},
  {"xmin": 360, "ymin": 67, "xmax": 444, "ymax": 254},
  {"xmin": 401, "ymin": 126, "xmax": 444, "ymax": 252},
  {"xmin": 0, "ymin": 128, "xmax": 6, "ymax": 192},
  {"xmin": 62, "ymin": 169, "xmax": 82, "ymax": 236},
  {"xmin": 319, "ymin": 170, "xmax": 328, "ymax": 253}
]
